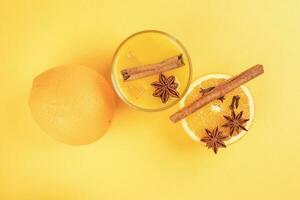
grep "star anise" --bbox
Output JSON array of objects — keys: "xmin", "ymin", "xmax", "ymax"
[
  {"xmin": 151, "ymin": 73, "xmax": 180, "ymax": 103},
  {"xmin": 200, "ymin": 87, "xmax": 225, "ymax": 102},
  {"xmin": 200, "ymin": 127, "xmax": 228, "ymax": 154},
  {"xmin": 223, "ymin": 110, "xmax": 249, "ymax": 136}
]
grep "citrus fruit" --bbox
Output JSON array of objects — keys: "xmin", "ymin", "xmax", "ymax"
[
  {"xmin": 29, "ymin": 65, "xmax": 116, "ymax": 145},
  {"xmin": 180, "ymin": 74, "xmax": 254, "ymax": 145}
]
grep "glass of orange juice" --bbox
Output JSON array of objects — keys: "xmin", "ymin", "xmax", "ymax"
[{"xmin": 111, "ymin": 30, "xmax": 192, "ymax": 111}]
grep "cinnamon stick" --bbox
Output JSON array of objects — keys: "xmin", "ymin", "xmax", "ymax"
[
  {"xmin": 170, "ymin": 64, "xmax": 264, "ymax": 123},
  {"xmin": 121, "ymin": 54, "xmax": 184, "ymax": 81}
]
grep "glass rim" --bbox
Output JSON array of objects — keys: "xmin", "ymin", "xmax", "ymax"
[{"xmin": 111, "ymin": 30, "xmax": 193, "ymax": 112}]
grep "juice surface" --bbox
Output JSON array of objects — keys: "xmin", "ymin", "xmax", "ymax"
[{"xmin": 112, "ymin": 31, "xmax": 191, "ymax": 111}]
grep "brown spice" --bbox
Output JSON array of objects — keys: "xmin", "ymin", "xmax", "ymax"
[
  {"xmin": 200, "ymin": 87, "xmax": 225, "ymax": 102},
  {"xmin": 200, "ymin": 87, "xmax": 215, "ymax": 94},
  {"xmin": 223, "ymin": 110, "xmax": 249, "ymax": 136},
  {"xmin": 229, "ymin": 95, "xmax": 240, "ymax": 110},
  {"xmin": 121, "ymin": 55, "xmax": 184, "ymax": 81},
  {"xmin": 151, "ymin": 73, "xmax": 180, "ymax": 103},
  {"xmin": 170, "ymin": 64, "xmax": 264, "ymax": 123},
  {"xmin": 200, "ymin": 127, "xmax": 228, "ymax": 154}
]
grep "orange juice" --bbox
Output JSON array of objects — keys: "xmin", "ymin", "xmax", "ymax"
[{"xmin": 112, "ymin": 30, "xmax": 192, "ymax": 111}]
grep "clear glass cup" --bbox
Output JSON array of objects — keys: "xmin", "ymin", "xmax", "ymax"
[{"xmin": 111, "ymin": 30, "xmax": 192, "ymax": 111}]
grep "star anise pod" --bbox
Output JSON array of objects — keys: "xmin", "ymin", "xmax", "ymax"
[
  {"xmin": 151, "ymin": 73, "xmax": 180, "ymax": 103},
  {"xmin": 200, "ymin": 87, "xmax": 225, "ymax": 102},
  {"xmin": 200, "ymin": 127, "xmax": 228, "ymax": 154},
  {"xmin": 223, "ymin": 110, "xmax": 249, "ymax": 136}
]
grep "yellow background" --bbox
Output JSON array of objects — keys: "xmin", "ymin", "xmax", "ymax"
[{"xmin": 1, "ymin": 0, "xmax": 299, "ymax": 199}]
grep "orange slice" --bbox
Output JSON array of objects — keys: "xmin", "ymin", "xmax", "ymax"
[{"xmin": 180, "ymin": 74, "xmax": 254, "ymax": 145}]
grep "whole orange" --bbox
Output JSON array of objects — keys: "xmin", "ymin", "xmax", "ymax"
[{"xmin": 29, "ymin": 65, "xmax": 116, "ymax": 145}]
